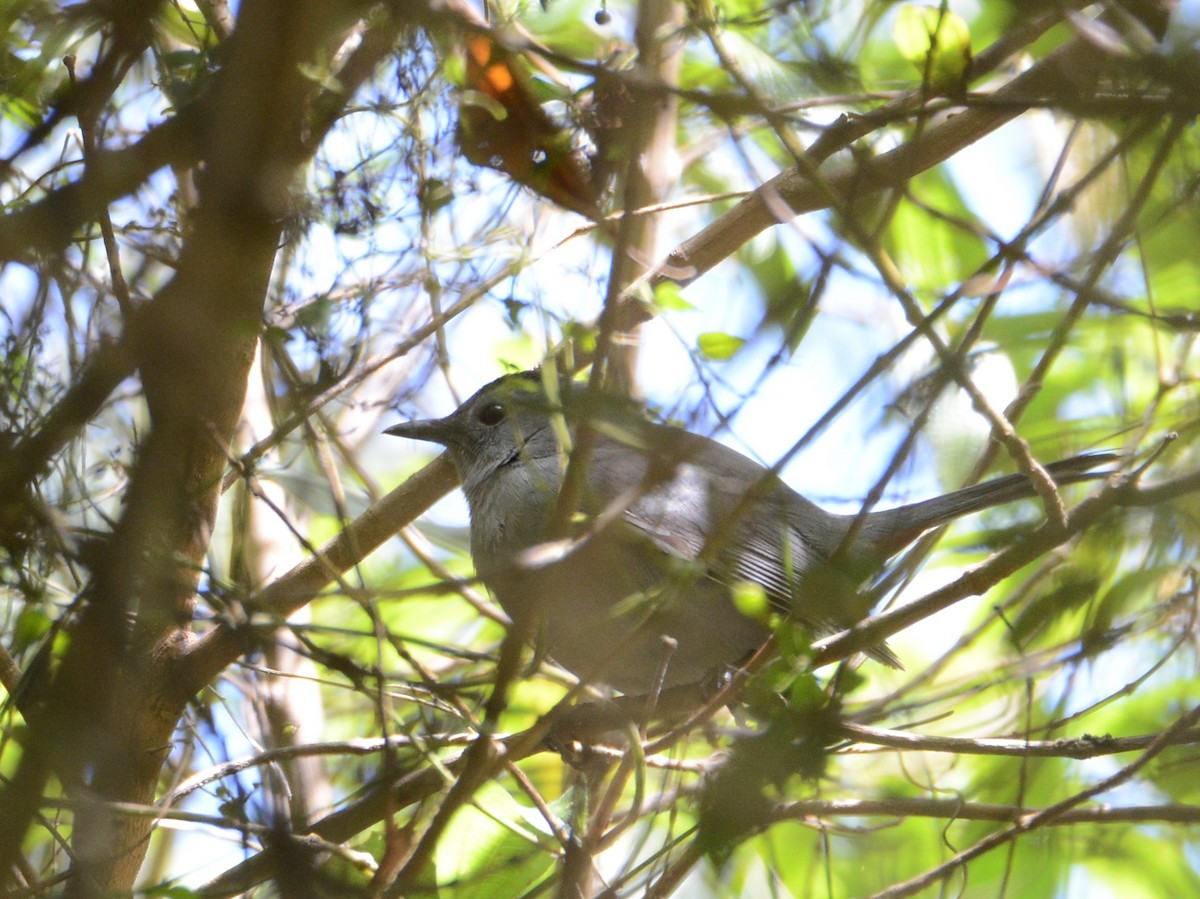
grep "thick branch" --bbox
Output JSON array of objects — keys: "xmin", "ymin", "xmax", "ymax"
[{"xmin": 0, "ymin": 0, "xmax": 376, "ymax": 890}]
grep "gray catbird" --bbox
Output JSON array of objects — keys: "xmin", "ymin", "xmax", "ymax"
[{"xmin": 386, "ymin": 371, "xmax": 1112, "ymax": 694}]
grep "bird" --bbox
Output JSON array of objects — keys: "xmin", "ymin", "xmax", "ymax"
[{"xmin": 385, "ymin": 371, "xmax": 1113, "ymax": 695}]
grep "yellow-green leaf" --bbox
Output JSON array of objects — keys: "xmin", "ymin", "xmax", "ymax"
[
  {"xmin": 893, "ymin": 5, "xmax": 972, "ymax": 93},
  {"xmin": 653, "ymin": 280, "xmax": 695, "ymax": 311},
  {"xmin": 697, "ymin": 331, "xmax": 746, "ymax": 361},
  {"xmin": 732, "ymin": 580, "xmax": 770, "ymax": 621}
]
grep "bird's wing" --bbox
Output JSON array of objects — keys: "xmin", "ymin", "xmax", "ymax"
[
  {"xmin": 590, "ymin": 429, "xmax": 828, "ymax": 609},
  {"xmin": 586, "ymin": 427, "xmax": 899, "ymax": 664}
]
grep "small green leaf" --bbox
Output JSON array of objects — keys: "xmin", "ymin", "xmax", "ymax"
[
  {"xmin": 697, "ymin": 331, "xmax": 745, "ymax": 361},
  {"xmin": 786, "ymin": 670, "xmax": 827, "ymax": 710},
  {"xmin": 459, "ymin": 88, "xmax": 509, "ymax": 122},
  {"xmin": 731, "ymin": 580, "xmax": 769, "ymax": 621},
  {"xmin": 13, "ymin": 607, "xmax": 52, "ymax": 654},
  {"xmin": 893, "ymin": 5, "xmax": 972, "ymax": 93},
  {"xmin": 561, "ymin": 320, "xmax": 597, "ymax": 357},
  {"xmin": 652, "ymin": 281, "xmax": 694, "ymax": 311}
]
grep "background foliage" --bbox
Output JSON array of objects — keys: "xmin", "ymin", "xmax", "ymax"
[{"xmin": 0, "ymin": 0, "xmax": 1198, "ymax": 896}]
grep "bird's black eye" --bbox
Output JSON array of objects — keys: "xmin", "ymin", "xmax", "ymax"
[{"xmin": 476, "ymin": 403, "xmax": 506, "ymax": 426}]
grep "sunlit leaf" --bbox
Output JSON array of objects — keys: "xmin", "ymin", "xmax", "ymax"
[
  {"xmin": 893, "ymin": 4, "xmax": 972, "ymax": 92},
  {"xmin": 697, "ymin": 330, "xmax": 746, "ymax": 360},
  {"xmin": 435, "ymin": 782, "xmax": 556, "ymax": 897}
]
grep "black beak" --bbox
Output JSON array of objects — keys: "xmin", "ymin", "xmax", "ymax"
[{"xmin": 383, "ymin": 416, "xmax": 456, "ymax": 445}]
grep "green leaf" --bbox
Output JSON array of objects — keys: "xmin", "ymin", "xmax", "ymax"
[
  {"xmin": 13, "ymin": 606, "xmax": 52, "ymax": 655},
  {"xmin": 880, "ymin": 167, "xmax": 988, "ymax": 290},
  {"xmin": 731, "ymin": 580, "xmax": 769, "ymax": 621},
  {"xmin": 697, "ymin": 331, "xmax": 745, "ymax": 361},
  {"xmin": 435, "ymin": 782, "xmax": 555, "ymax": 897},
  {"xmin": 156, "ymin": 1, "xmax": 215, "ymax": 50},
  {"xmin": 652, "ymin": 280, "xmax": 694, "ymax": 312},
  {"xmin": 893, "ymin": 4, "xmax": 972, "ymax": 92}
]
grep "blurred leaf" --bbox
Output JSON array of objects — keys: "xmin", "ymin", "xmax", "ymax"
[
  {"xmin": 653, "ymin": 280, "xmax": 695, "ymax": 312},
  {"xmin": 12, "ymin": 604, "xmax": 51, "ymax": 655},
  {"xmin": 744, "ymin": 239, "xmax": 818, "ymax": 351},
  {"xmin": 882, "ymin": 168, "xmax": 989, "ymax": 290},
  {"xmin": 157, "ymin": 2, "xmax": 216, "ymax": 49},
  {"xmin": 893, "ymin": 4, "xmax": 972, "ymax": 93},
  {"xmin": 731, "ymin": 579, "xmax": 769, "ymax": 620},
  {"xmin": 697, "ymin": 690, "xmax": 841, "ymax": 862},
  {"xmin": 1081, "ymin": 828, "xmax": 1200, "ymax": 897},
  {"xmin": 435, "ymin": 781, "xmax": 555, "ymax": 897},
  {"xmin": 1009, "ymin": 569, "xmax": 1101, "ymax": 648},
  {"xmin": 697, "ymin": 330, "xmax": 746, "ymax": 360},
  {"xmin": 261, "ymin": 469, "xmax": 372, "ymax": 518},
  {"xmin": 711, "ymin": 30, "xmax": 807, "ymax": 103}
]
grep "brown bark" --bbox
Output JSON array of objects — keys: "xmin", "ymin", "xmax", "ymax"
[{"xmin": 0, "ymin": 0, "xmax": 366, "ymax": 890}]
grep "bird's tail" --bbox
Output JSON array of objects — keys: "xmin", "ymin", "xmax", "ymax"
[{"xmin": 859, "ymin": 450, "xmax": 1120, "ymax": 557}]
